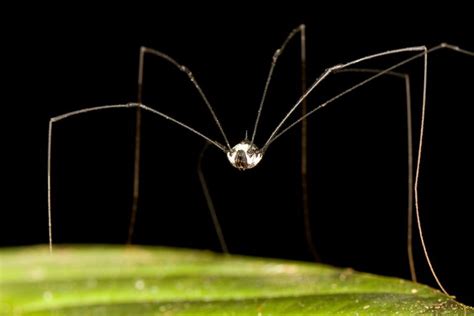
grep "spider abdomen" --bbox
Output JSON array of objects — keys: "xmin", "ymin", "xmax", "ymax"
[{"xmin": 226, "ymin": 140, "xmax": 263, "ymax": 170}]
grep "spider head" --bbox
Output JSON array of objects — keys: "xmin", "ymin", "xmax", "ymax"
[{"xmin": 226, "ymin": 140, "xmax": 263, "ymax": 170}]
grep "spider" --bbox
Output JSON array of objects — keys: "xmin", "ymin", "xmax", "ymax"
[{"xmin": 47, "ymin": 24, "xmax": 473, "ymax": 296}]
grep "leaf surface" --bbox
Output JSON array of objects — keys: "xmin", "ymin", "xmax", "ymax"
[{"xmin": 1, "ymin": 245, "xmax": 471, "ymax": 315}]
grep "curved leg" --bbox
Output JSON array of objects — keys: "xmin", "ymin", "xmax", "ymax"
[
  {"xmin": 48, "ymin": 103, "xmax": 225, "ymax": 254},
  {"xmin": 197, "ymin": 142, "xmax": 229, "ymax": 254},
  {"xmin": 250, "ymin": 24, "xmax": 306, "ymax": 146},
  {"xmin": 128, "ymin": 45, "xmax": 234, "ymax": 243},
  {"xmin": 336, "ymin": 68, "xmax": 416, "ymax": 282},
  {"xmin": 299, "ymin": 26, "xmax": 321, "ymax": 262},
  {"xmin": 194, "ymin": 24, "xmax": 321, "ymax": 260},
  {"xmin": 137, "ymin": 47, "xmax": 231, "ymax": 149},
  {"xmin": 264, "ymin": 44, "xmax": 472, "ymax": 146},
  {"xmin": 248, "ymin": 23, "xmax": 321, "ymax": 261},
  {"xmin": 263, "ymin": 44, "xmax": 473, "ymax": 295},
  {"xmin": 126, "ymin": 49, "xmax": 146, "ymax": 245}
]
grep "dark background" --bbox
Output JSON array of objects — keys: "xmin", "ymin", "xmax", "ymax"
[{"xmin": 3, "ymin": 3, "xmax": 473, "ymax": 306}]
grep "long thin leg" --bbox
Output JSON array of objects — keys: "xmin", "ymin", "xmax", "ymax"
[
  {"xmin": 127, "ymin": 47, "xmax": 233, "ymax": 244},
  {"xmin": 48, "ymin": 103, "xmax": 226, "ymax": 254},
  {"xmin": 299, "ymin": 25, "xmax": 320, "ymax": 262},
  {"xmin": 249, "ymin": 24, "xmax": 306, "ymax": 147},
  {"xmin": 404, "ymin": 74, "xmax": 415, "ymax": 283},
  {"xmin": 138, "ymin": 47, "xmax": 232, "ymax": 150},
  {"xmin": 127, "ymin": 49, "xmax": 146, "ymax": 245},
  {"xmin": 197, "ymin": 142, "xmax": 229, "ymax": 254},
  {"xmin": 336, "ymin": 68, "xmax": 415, "ymax": 281},
  {"xmin": 411, "ymin": 43, "xmax": 472, "ymax": 293},
  {"xmin": 243, "ymin": 24, "xmax": 321, "ymax": 261},
  {"xmin": 194, "ymin": 25, "xmax": 317, "ymax": 257},
  {"xmin": 264, "ymin": 44, "xmax": 472, "ymax": 147},
  {"xmin": 127, "ymin": 107, "xmax": 141, "ymax": 244},
  {"xmin": 262, "ymin": 43, "xmax": 473, "ymax": 295},
  {"xmin": 262, "ymin": 45, "xmax": 427, "ymax": 149}
]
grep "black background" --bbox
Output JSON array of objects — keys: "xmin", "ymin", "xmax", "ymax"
[{"xmin": 3, "ymin": 3, "xmax": 473, "ymax": 306}]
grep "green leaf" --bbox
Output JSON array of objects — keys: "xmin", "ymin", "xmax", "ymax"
[{"xmin": 1, "ymin": 245, "xmax": 471, "ymax": 315}]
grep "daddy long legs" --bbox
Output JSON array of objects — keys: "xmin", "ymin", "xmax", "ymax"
[{"xmin": 47, "ymin": 25, "xmax": 473, "ymax": 297}]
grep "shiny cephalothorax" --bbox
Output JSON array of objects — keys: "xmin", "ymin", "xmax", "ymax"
[{"xmin": 226, "ymin": 140, "xmax": 263, "ymax": 170}]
